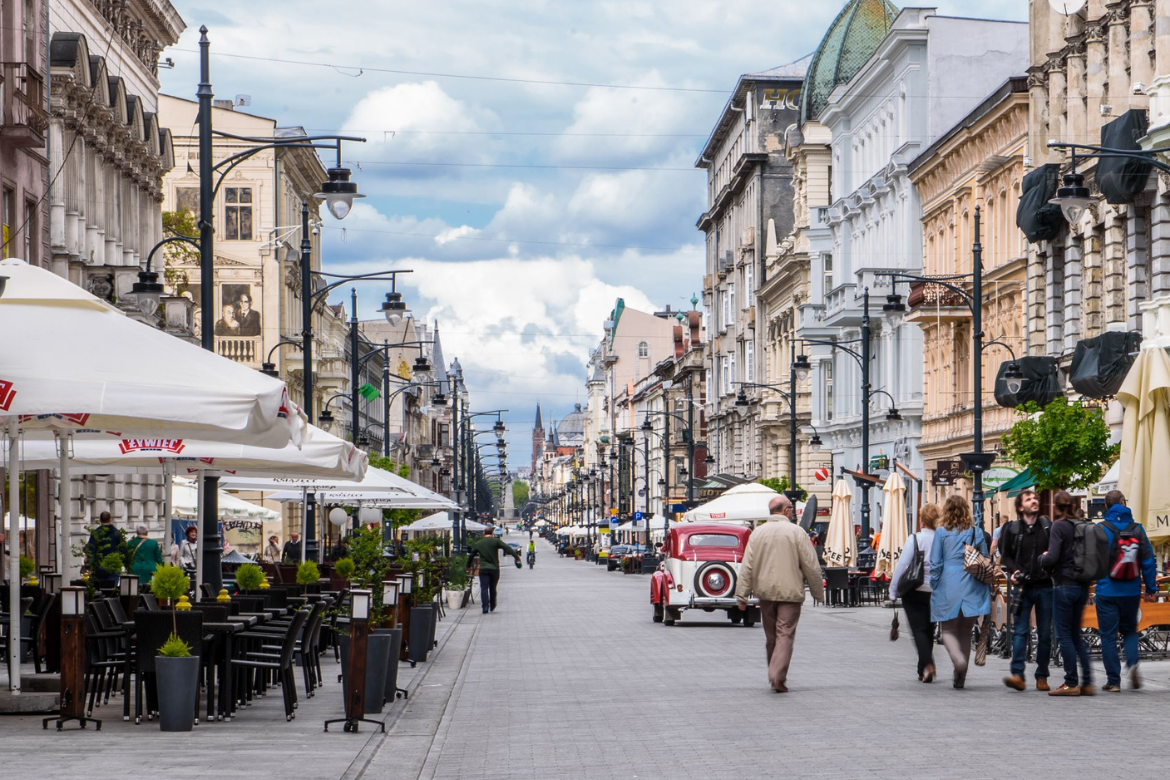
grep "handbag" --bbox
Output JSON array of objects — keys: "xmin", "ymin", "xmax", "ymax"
[
  {"xmin": 897, "ymin": 535, "xmax": 925, "ymax": 595},
  {"xmin": 963, "ymin": 528, "xmax": 996, "ymax": 585},
  {"xmin": 889, "ymin": 610, "xmax": 900, "ymax": 642}
]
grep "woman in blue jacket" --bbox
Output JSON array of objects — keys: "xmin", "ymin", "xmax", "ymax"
[{"xmin": 930, "ymin": 495, "xmax": 990, "ymax": 689}]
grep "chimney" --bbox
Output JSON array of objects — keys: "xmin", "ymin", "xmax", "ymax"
[{"xmin": 213, "ymin": 99, "xmax": 235, "ymax": 111}]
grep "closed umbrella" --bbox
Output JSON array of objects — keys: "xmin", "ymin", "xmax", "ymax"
[
  {"xmin": 875, "ymin": 472, "xmax": 908, "ymax": 579},
  {"xmin": 1118, "ymin": 346, "xmax": 1170, "ymax": 540},
  {"xmin": 823, "ymin": 478, "xmax": 857, "ymax": 568}
]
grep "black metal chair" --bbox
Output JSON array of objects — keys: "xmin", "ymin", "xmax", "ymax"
[
  {"xmin": 824, "ymin": 568, "xmax": 857, "ymax": 608},
  {"xmin": 231, "ymin": 608, "xmax": 309, "ymax": 721},
  {"xmin": 254, "ymin": 602, "xmax": 327, "ymax": 698}
]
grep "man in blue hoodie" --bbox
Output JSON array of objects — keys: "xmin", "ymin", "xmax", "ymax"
[{"xmin": 1096, "ymin": 490, "xmax": 1159, "ymax": 691}]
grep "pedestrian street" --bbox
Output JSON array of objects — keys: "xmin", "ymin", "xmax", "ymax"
[{"xmin": 367, "ymin": 531, "xmax": 1170, "ymax": 780}]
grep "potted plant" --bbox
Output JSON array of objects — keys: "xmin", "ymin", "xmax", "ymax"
[
  {"xmin": 149, "ymin": 563, "xmax": 199, "ymax": 732},
  {"xmin": 19, "ymin": 555, "xmax": 35, "ymax": 584},
  {"xmin": 334, "ymin": 529, "xmax": 399, "ymax": 711},
  {"xmin": 296, "ymin": 560, "xmax": 320, "ymax": 595},
  {"xmin": 333, "ymin": 556, "xmax": 356, "ymax": 589},
  {"xmin": 99, "ymin": 551, "xmax": 124, "ymax": 588},
  {"xmin": 445, "ymin": 555, "xmax": 469, "ymax": 610},
  {"xmin": 234, "ymin": 562, "xmax": 265, "ymax": 594}
]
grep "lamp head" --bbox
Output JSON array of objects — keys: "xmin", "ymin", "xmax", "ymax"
[
  {"xmin": 640, "ymin": 417, "xmax": 653, "ymax": 432},
  {"xmin": 809, "ymin": 433, "xmax": 823, "ymax": 451},
  {"xmin": 316, "ymin": 166, "xmax": 365, "ymax": 220},
  {"xmin": 735, "ymin": 389, "xmax": 749, "ymax": 407},
  {"xmin": 704, "ymin": 453, "xmax": 715, "ymax": 466},
  {"xmin": 413, "ymin": 355, "xmax": 432, "ymax": 375},
  {"xmin": 1050, "ymin": 170, "xmax": 1093, "ymax": 224},
  {"xmin": 317, "ymin": 409, "xmax": 335, "ymax": 432},
  {"xmin": 131, "ymin": 269, "xmax": 164, "ymax": 315},
  {"xmin": 432, "ymin": 392, "xmax": 448, "ymax": 406},
  {"xmin": 886, "ymin": 407, "xmax": 902, "ymax": 422},
  {"xmin": 882, "ymin": 293, "xmax": 906, "ymax": 328},
  {"xmin": 493, "ymin": 420, "xmax": 506, "ymax": 435},
  {"xmin": 1003, "ymin": 360, "xmax": 1025, "ymax": 395},
  {"xmin": 380, "ymin": 291, "xmax": 407, "ymax": 326},
  {"xmin": 792, "ymin": 354, "xmax": 811, "ymax": 382},
  {"xmin": 260, "ymin": 362, "xmax": 280, "ymax": 378}
]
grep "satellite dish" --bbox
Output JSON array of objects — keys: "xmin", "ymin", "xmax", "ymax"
[
  {"xmin": 799, "ymin": 494, "xmax": 818, "ymax": 531},
  {"xmin": 1048, "ymin": 0, "xmax": 1086, "ymax": 14}
]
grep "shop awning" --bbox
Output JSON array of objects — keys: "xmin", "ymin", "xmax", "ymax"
[{"xmin": 993, "ymin": 468, "xmax": 1035, "ymax": 497}]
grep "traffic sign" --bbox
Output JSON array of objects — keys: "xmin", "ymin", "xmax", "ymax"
[{"xmin": 634, "ymin": 511, "xmax": 643, "ymax": 521}]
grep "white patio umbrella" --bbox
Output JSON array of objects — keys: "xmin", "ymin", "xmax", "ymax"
[
  {"xmin": 1118, "ymin": 346, "xmax": 1170, "ymax": 541},
  {"xmin": 682, "ymin": 482, "xmax": 778, "ymax": 525},
  {"xmin": 874, "ymin": 472, "xmax": 908, "ymax": 579},
  {"xmin": 823, "ymin": 478, "xmax": 857, "ymax": 569},
  {"xmin": 0, "ymin": 258, "xmax": 308, "ymax": 693},
  {"xmin": 170, "ymin": 478, "xmax": 282, "ymax": 522}
]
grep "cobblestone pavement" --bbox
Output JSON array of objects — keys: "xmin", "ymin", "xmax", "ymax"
[{"xmin": 365, "ymin": 531, "xmax": 1170, "ymax": 780}]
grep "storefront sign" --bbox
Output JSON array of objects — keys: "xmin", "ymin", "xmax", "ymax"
[{"xmin": 981, "ymin": 466, "xmax": 1020, "ymax": 491}]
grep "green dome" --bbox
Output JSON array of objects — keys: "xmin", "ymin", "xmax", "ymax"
[{"xmin": 801, "ymin": 0, "xmax": 899, "ymax": 123}]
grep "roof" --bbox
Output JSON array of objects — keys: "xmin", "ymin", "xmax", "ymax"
[
  {"xmin": 801, "ymin": 0, "xmax": 899, "ymax": 124},
  {"xmin": 698, "ymin": 55, "xmax": 811, "ymax": 164},
  {"xmin": 534, "ymin": 403, "xmax": 543, "ymax": 431},
  {"xmin": 907, "ymin": 76, "xmax": 1028, "ymax": 176},
  {"xmin": 432, "ymin": 325, "xmax": 449, "ymax": 395},
  {"xmin": 745, "ymin": 55, "xmax": 815, "ymax": 80}
]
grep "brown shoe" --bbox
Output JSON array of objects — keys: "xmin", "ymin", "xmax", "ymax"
[
  {"xmin": 1049, "ymin": 684, "xmax": 1081, "ymax": 697},
  {"xmin": 1080, "ymin": 684, "xmax": 1096, "ymax": 696},
  {"xmin": 773, "ymin": 683, "xmax": 789, "ymax": 693},
  {"xmin": 1131, "ymin": 666, "xmax": 1142, "ymax": 690},
  {"xmin": 921, "ymin": 665, "xmax": 935, "ymax": 684},
  {"xmin": 1036, "ymin": 679, "xmax": 1050, "ymax": 692},
  {"xmin": 1003, "ymin": 675, "xmax": 1026, "ymax": 691}
]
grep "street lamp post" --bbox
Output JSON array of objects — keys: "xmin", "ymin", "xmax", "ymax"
[{"xmin": 879, "ymin": 206, "xmax": 1021, "ymax": 530}]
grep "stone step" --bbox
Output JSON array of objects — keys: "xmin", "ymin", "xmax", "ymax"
[
  {"xmin": 0, "ymin": 690, "xmax": 59, "ymax": 714},
  {"xmin": 23, "ymin": 674, "xmax": 61, "ymax": 693}
]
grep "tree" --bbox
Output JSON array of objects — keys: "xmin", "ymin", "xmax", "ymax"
[
  {"xmin": 757, "ymin": 476, "xmax": 807, "ymax": 501},
  {"xmin": 1001, "ymin": 397, "xmax": 1119, "ymax": 492},
  {"xmin": 160, "ymin": 210, "xmax": 198, "ymax": 296},
  {"xmin": 512, "ymin": 480, "xmax": 529, "ymax": 506}
]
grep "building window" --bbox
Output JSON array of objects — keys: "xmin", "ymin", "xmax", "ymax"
[
  {"xmin": 728, "ymin": 283, "xmax": 735, "ymax": 322},
  {"xmin": 24, "ymin": 198, "xmax": 36, "ymax": 265},
  {"xmin": 720, "ymin": 289, "xmax": 729, "ymax": 329},
  {"xmin": 224, "ymin": 187, "xmax": 253, "ymax": 241},
  {"xmin": 745, "ymin": 340, "xmax": 754, "ymax": 383},
  {"xmin": 175, "ymin": 187, "xmax": 199, "ymax": 216},
  {"xmin": 823, "ymin": 361, "xmax": 833, "ymax": 421},
  {"xmin": 744, "ymin": 263, "xmax": 753, "ymax": 305},
  {"xmin": 1, "ymin": 190, "xmax": 12, "ymax": 259},
  {"xmin": 637, "ymin": 341, "xmax": 649, "ymax": 358},
  {"xmin": 729, "ymin": 351, "xmax": 737, "ymax": 389},
  {"xmin": 823, "ymin": 253, "xmax": 833, "ymax": 296},
  {"xmin": 721, "ymin": 355, "xmax": 730, "ymax": 395}
]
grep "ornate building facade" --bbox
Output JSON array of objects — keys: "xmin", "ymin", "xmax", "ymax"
[{"xmin": 908, "ymin": 77, "xmax": 1029, "ymax": 513}]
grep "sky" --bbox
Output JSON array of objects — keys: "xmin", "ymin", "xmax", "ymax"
[{"xmin": 160, "ymin": 0, "xmax": 1028, "ymax": 459}]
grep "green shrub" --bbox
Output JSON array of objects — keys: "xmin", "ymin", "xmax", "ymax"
[
  {"xmin": 334, "ymin": 557, "xmax": 356, "ymax": 580},
  {"xmin": 151, "ymin": 564, "xmax": 190, "ymax": 602},
  {"xmin": 19, "ymin": 555, "xmax": 35, "ymax": 581},
  {"xmin": 234, "ymin": 563, "xmax": 265, "ymax": 592},
  {"xmin": 446, "ymin": 555, "xmax": 470, "ymax": 590},
  {"xmin": 296, "ymin": 560, "xmax": 320, "ymax": 586},
  {"xmin": 99, "ymin": 552, "xmax": 124, "ymax": 575},
  {"xmin": 158, "ymin": 633, "xmax": 192, "ymax": 658}
]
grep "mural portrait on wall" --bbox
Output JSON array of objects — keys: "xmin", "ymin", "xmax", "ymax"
[{"xmin": 220, "ymin": 283, "xmax": 261, "ymax": 337}]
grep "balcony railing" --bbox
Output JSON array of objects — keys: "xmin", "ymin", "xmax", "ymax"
[
  {"xmin": 217, "ymin": 337, "xmax": 259, "ymax": 365},
  {"xmin": 1, "ymin": 62, "xmax": 47, "ymax": 148}
]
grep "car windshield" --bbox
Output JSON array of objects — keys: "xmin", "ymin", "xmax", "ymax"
[{"xmin": 685, "ymin": 534, "xmax": 740, "ymax": 548}]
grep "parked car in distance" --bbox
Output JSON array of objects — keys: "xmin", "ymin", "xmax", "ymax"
[
  {"xmin": 606, "ymin": 545, "xmax": 631, "ymax": 571},
  {"xmin": 650, "ymin": 524, "xmax": 759, "ymax": 627}
]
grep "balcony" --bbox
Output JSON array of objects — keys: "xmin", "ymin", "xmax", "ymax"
[
  {"xmin": 905, "ymin": 279, "xmax": 970, "ymax": 325},
  {"xmin": 216, "ymin": 336, "xmax": 259, "ymax": 365},
  {"xmin": 1, "ymin": 62, "xmax": 48, "ymax": 149}
]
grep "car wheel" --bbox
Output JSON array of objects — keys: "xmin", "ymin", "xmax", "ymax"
[
  {"xmin": 693, "ymin": 561, "xmax": 736, "ymax": 600},
  {"xmin": 743, "ymin": 614, "xmax": 757, "ymax": 628},
  {"xmin": 653, "ymin": 604, "xmax": 663, "ymax": 623},
  {"xmin": 607, "ymin": 561, "xmax": 615, "ymax": 572},
  {"xmin": 729, "ymin": 609, "xmax": 743, "ymax": 624},
  {"xmin": 664, "ymin": 607, "xmax": 681, "ymax": 626}
]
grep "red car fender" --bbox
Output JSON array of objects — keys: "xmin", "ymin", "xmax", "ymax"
[{"xmin": 650, "ymin": 569, "xmax": 675, "ymax": 604}]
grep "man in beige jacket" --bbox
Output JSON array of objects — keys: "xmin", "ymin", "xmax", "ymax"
[{"xmin": 735, "ymin": 496, "xmax": 825, "ymax": 692}]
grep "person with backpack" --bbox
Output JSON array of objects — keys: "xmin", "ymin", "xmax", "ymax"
[
  {"xmin": 999, "ymin": 489, "xmax": 1053, "ymax": 692},
  {"xmin": 1039, "ymin": 490, "xmax": 1100, "ymax": 696},
  {"xmin": 890, "ymin": 503, "xmax": 940, "ymax": 683},
  {"xmin": 1095, "ymin": 490, "xmax": 1159, "ymax": 691}
]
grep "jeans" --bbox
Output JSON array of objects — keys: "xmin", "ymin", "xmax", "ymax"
[
  {"xmin": 1010, "ymin": 585, "xmax": 1053, "ymax": 680},
  {"xmin": 479, "ymin": 570, "xmax": 500, "ymax": 613},
  {"xmin": 900, "ymin": 589, "xmax": 935, "ymax": 676},
  {"xmin": 1095, "ymin": 594, "xmax": 1141, "ymax": 686},
  {"xmin": 1053, "ymin": 584, "xmax": 1092, "ymax": 687}
]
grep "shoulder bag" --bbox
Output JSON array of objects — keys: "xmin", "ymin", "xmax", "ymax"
[
  {"xmin": 963, "ymin": 527, "xmax": 996, "ymax": 585},
  {"xmin": 897, "ymin": 534, "xmax": 925, "ymax": 595}
]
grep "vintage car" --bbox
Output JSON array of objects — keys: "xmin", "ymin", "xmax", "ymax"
[{"xmin": 650, "ymin": 523, "xmax": 760, "ymax": 626}]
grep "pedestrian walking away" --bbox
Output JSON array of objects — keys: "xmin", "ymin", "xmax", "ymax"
[
  {"xmin": 85, "ymin": 511, "xmax": 126, "ymax": 587},
  {"xmin": 1040, "ymin": 490, "xmax": 1097, "ymax": 696},
  {"xmin": 890, "ymin": 503, "xmax": 939, "ymax": 683},
  {"xmin": 1095, "ymin": 490, "xmax": 1159, "ymax": 692},
  {"xmin": 467, "ymin": 525, "xmax": 521, "ymax": 613},
  {"xmin": 929, "ymin": 495, "xmax": 991, "ymax": 689},
  {"xmin": 125, "ymin": 525, "xmax": 164, "ymax": 586},
  {"xmin": 999, "ymin": 489, "xmax": 1054, "ymax": 692},
  {"xmin": 733, "ymin": 495, "xmax": 825, "ymax": 693}
]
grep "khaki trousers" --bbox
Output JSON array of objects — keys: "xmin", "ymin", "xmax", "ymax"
[{"xmin": 760, "ymin": 601, "xmax": 802, "ymax": 689}]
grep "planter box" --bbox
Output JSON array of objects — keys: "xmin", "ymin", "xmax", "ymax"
[
  {"xmin": 340, "ymin": 632, "xmax": 392, "ymax": 715},
  {"xmin": 375, "ymin": 628, "xmax": 403, "ymax": 704},
  {"xmin": 407, "ymin": 606, "xmax": 434, "ymax": 664},
  {"xmin": 155, "ymin": 655, "xmax": 199, "ymax": 732}
]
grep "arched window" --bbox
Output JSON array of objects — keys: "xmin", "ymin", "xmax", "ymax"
[{"xmin": 637, "ymin": 341, "xmax": 649, "ymax": 358}]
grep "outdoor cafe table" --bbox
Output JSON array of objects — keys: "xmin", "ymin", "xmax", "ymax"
[{"xmin": 203, "ymin": 621, "xmax": 245, "ymax": 721}]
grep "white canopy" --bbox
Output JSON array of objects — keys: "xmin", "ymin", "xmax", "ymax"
[
  {"xmin": 682, "ymin": 482, "xmax": 778, "ymax": 525},
  {"xmin": 171, "ymin": 478, "xmax": 281, "ymax": 521},
  {"xmin": 0, "ymin": 259, "xmax": 306, "ymax": 448},
  {"xmin": 0, "ymin": 258, "xmax": 308, "ymax": 694},
  {"xmin": 401, "ymin": 512, "xmax": 487, "ymax": 533},
  {"xmin": 14, "ymin": 423, "xmax": 366, "ymax": 480},
  {"xmin": 223, "ymin": 466, "xmax": 458, "ymax": 510}
]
